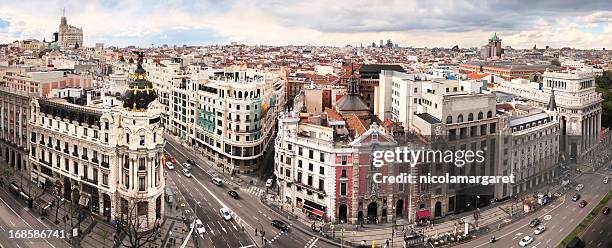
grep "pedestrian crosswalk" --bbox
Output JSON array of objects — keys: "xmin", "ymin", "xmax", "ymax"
[{"xmin": 243, "ymin": 186, "xmax": 264, "ymax": 197}]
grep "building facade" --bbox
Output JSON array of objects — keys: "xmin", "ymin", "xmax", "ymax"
[
  {"xmin": 180, "ymin": 69, "xmax": 286, "ymax": 174},
  {"xmin": 29, "ymin": 54, "xmax": 164, "ymax": 230},
  {"xmin": 480, "ymin": 33, "xmax": 502, "ymax": 59},
  {"xmin": 58, "ymin": 12, "xmax": 84, "ymax": 49},
  {"xmin": 496, "ymin": 70, "xmax": 602, "ymax": 161}
]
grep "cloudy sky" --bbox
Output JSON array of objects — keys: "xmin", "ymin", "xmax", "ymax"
[{"xmin": 1, "ymin": 0, "xmax": 611, "ymax": 49}]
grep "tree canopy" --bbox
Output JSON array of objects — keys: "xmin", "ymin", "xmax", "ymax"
[{"xmin": 595, "ymin": 70, "xmax": 612, "ymax": 128}]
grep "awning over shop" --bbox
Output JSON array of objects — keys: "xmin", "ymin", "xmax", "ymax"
[
  {"xmin": 312, "ymin": 209, "xmax": 325, "ymax": 217},
  {"xmin": 417, "ymin": 210, "xmax": 430, "ymax": 219},
  {"xmin": 303, "ymin": 200, "xmax": 326, "ymax": 217}
]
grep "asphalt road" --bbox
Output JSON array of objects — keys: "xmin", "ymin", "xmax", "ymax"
[
  {"xmin": 0, "ymin": 185, "xmax": 70, "ymax": 248},
  {"xmin": 456, "ymin": 167, "xmax": 612, "ymax": 248},
  {"xmin": 164, "ymin": 138, "xmax": 335, "ymax": 248},
  {"xmin": 579, "ymin": 192, "xmax": 612, "ymax": 248}
]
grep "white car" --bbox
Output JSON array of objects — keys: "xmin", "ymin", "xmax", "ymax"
[
  {"xmin": 266, "ymin": 178, "xmax": 274, "ymax": 187},
  {"xmin": 534, "ymin": 225, "xmax": 546, "ymax": 235},
  {"xmin": 519, "ymin": 235, "xmax": 533, "ymax": 247},
  {"xmin": 195, "ymin": 219, "xmax": 206, "ymax": 234},
  {"xmin": 604, "ymin": 176, "xmax": 609, "ymax": 184},
  {"xmin": 165, "ymin": 162, "xmax": 175, "ymax": 170},
  {"xmin": 575, "ymin": 184, "xmax": 584, "ymax": 191},
  {"xmin": 182, "ymin": 169, "xmax": 192, "ymax": 178},
  {"xmin": 220, "ymin": 208, "xmax": 232, "ymax": 221}
]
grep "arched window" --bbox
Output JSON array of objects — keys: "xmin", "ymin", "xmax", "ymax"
[
  {"xmin": 238, "ymin": 91, "xmax": 242, "ymax": 98},
  {"xmin": 487, "ymin": 111, "xmax": 492, "ymax": 118},
  {"xmin": 457, "ymin": 114, "xmax": 464, "ymax": 123},
  {"xmin": 478, "ymin": 112, "xmax": 483, "ymax": 120},
  {"xmin": 446, "ymin": 115, "xmax": 452, "ymax": 124},
  {"xmin": 468, "ymin": 113, "xmax": 474, "ymax": 121}
]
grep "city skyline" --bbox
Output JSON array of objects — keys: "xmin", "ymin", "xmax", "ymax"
[{"xmin": 1, "ymin": 0, "xmax": 612, "ymax": 49}]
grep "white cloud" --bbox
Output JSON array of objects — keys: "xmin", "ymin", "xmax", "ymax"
[{"xmin": 0, "ymin": 0, "xmax": 610, "ymax": 49}]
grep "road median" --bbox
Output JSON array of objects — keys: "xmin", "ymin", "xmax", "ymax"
[{"xmin": 557, "ymin": 190, "xmax": 611, "ymax": 248}]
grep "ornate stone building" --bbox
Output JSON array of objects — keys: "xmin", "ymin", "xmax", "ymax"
[
  {"xmin": 496, "ymin": 70, "xmax": 602, "ymax": 162},
  {"xmin": 57, "ymin": 10, "xmax": 83, "ymax": 49},
  {"xmin": 29, "ymin": 52, "xmax": 164, "ymax": 230}
]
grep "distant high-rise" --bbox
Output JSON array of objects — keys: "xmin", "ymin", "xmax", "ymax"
[
  {"xmin": 480, "ymin": 33, "xmax": 502, "ymax": 59},
  {"xmin": 57, "ymin": 9, "xmax": 83, "ymax": 49}
]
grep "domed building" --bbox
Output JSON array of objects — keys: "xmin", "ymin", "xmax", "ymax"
[{"xmin": 28, "ymin": 51, "xmax": 165, "ymax": 235}]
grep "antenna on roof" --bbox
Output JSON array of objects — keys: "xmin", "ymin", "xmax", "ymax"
[{"xmin": 62, "ymin": 7, "xmax": 65, "ymax": 17}]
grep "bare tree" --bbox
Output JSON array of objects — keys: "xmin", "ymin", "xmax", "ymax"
[{"xmin": 115, "ymin": 197, "xmax": 161, "ymax": 248}]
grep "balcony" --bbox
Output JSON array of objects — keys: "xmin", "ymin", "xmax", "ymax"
[
  {"xmin": 72, "ymin": 152, "xmax": 79, "ymax": 157},
  {"xmin": 91, "ymin": 158, "xmax": 99, "ymax": 164},
  {"xmin": 101, "ymin": 162, "xmax": 109, "ymax": 168},
  {"xmin": 81, "ymin": 176, "xmax": 98, "ymax": 185},
  {"xmin": 55, "ymin": 145, "xmax": 61, "ymax": 151},
  {"xmin": 39, "ymin": 139, "xmax": 44, "ymax": 145},
  {"xmin": 64, "ymin": 148, "xmax": 70, "ymax": 154}
]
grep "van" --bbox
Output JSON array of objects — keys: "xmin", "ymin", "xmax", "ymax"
[
  {"xmin": 165, "ymin": 186, "xmax": 173, "ymax": 204},
  {"xmin": 212, "ymin": 177, "xmax": 223, "ymax": 186}
]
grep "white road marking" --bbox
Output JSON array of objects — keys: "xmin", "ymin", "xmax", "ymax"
[
  {"xmin": 0, "ymin": 196, "xmax": 56, "ymax": 248},
  {"xmin": 10, "ymin": 220, "xmax": 14, "ymax": 226},
  {"xmin": 307, "ymin": 237, "xmax": 320, "ymax": 248},
  {"xmin": 239, "ymin": 245, "xmax": 256, "ymax": 248},
  {"xmin": 558, "ymin": 227, "xmax": 564, "ymax": 233}
]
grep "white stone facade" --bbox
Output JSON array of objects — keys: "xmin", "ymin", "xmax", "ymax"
[{"xmin": 29, "ymin": 96, "xmax": 165, "ymax": 231}]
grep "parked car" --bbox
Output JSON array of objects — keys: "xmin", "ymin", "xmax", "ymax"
[
  {"xmin": 534, "ymin": 225, "xmax": 546, "ymax": 235},
  {"xmin": 220, "ymin": 208, "xmax": 232, "ymax": 221},
  {"xmin": 212, "ymin": 177, "xmax": 223, "ymax": 186},
  {"xmin": 572, "ymin": 193, "xmax": 581, "ymax": 202},
  {"xmin": 604, "ymin": 176, "xmax": 609, "ymax": 184},
  {"xmin": 602, "ymin": 207, "xmax": 610, "ymax": 215},
  {"xmin": 183, "ymin": 162, "xmax": 192, "ymax": 170},
  {"xmin": 228, "ymin": 190, "xmax": 239, "ymax": 199},
  {"xmin": 165, "ymin": 161, "xmax": 175, "ymax": 170},
  {"xmin": 578, "ymin": 200, "xmax": 587, "ymax": 208},
  {"xmin": 518, "ymin": 236, "xmax": 533, "ymax": 247},
  {"xmin": 266, "ymin": 178, "xmax": 274, "ymax": 187},
  {"xmin": 187, "ymin": 158, "xmax": 195, "ymax": 166},
  {"xmin": 271, "ymin": 220, "xmax": 289, "ymax": 231},
  {"xmin": 167, "ymin": 154, "xmax": 177, "ymax": 164},
  {"xmin": 195, "ymin": 219, "xmax": 206, "ymax": 234},
  {"xmin": 575, "ymin": 184, "xmax": 584, "ymax": 191},
  {"xmin": 529, "ymin": 218, "xmax": 541, "ymax": 227},
  {"xmin": 182, "ymin": 169, "xmax": 192, "ymax": 178}
]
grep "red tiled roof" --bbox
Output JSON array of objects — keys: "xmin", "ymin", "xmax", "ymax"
[
  {"xmin": 467, "ymin": 72, "xmax": 490, "ymax": 79},
  {"xmin": 324, "ymin": 107, "xmax": 344, "ymax": 122},
  {"xmin": 346, "ymin": 114, "xmax": 369, "ymax": 137}
]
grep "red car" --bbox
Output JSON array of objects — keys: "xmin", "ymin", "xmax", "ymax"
[
  {"xmin": 603, "ymin": 207, "xmax": 610, "ymax": 215},
  {"xmin": 578, "ymin": 200, "xmax": 587, "ymax": 208},
  {"xmin": 167, "ymin": 154, "xmax": 177, "ymax": 164}
]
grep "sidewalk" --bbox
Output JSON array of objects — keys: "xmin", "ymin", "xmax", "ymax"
[{"xmin": 0, "ymin": 163, "xmax": 196, "ymax": 248}]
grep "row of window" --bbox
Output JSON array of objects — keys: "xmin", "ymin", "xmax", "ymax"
[
  {"xmin": 446, "ymin": 111, "xmax": 493, "ymax": 124},
  {"xmin": 31, "ymin": 132, "xmax": 110, "ymax": 167}
]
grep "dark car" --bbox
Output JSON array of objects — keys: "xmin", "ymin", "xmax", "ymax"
[
  {"xmin": 187, "ymin": 158, "xmax": 195, "ymax": 165},
  {"xmin": 271, "ymin": 220, "xmax": 289, "ymax": 231},
  {"xmin": 602, "ymin": 207, "xmax": 610, "ymax": 215},
  {"xmin": 572, "ymin": 193, "xmax": 580, "ymax": 202},
  {"xmin": 228, "ymin": 190, "xmax": 239, "ymax": 199},
  {"xmin": 578, "ymin": 200, "xmax": 587, "ymax": 208},
  {"xmin": 529, "ymin": 218, "xmax": 541, "ymax": 228}
]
